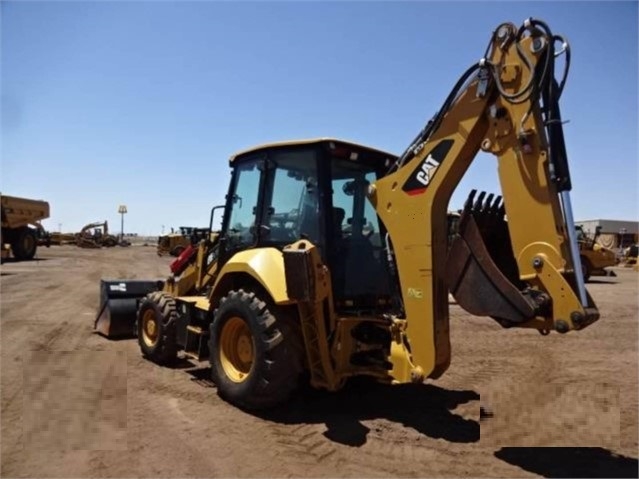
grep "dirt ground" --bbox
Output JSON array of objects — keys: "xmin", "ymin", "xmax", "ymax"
[{"xmin": 1, "ymin": 245, "xmax": 637, "ymax": 478}]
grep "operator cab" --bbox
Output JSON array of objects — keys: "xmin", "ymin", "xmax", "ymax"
[{"xmin": 221, "ymin": 138, "xmax": 396, "ymax": 312}]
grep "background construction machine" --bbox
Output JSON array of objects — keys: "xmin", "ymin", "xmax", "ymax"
[
  {"xmin": 46, "ymin": 231, "xmax": 78, "ymax": 246},
  {"xmin": 157, "ymin": 226, "xmax": 211, "ymax": 256},
  {"xmin": 76, "ymin": 221, "xmax": 119, "ymax": 248},
  {"xmin": 575, "ymin": 225, "xmax": 617, "ymax": 281},
  {"xmin": 619, "ymin": 243, "xmax": 638, "ymax": 269},
  {"xmin": 1, "ymin": 194, "xmax": 50, "ymax": 261},
  {"xmin": 96, "ymin": 18, "xmax": 601, "ymax": 411}
]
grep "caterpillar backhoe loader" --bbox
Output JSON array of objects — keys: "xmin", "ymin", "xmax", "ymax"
[{"xmin": 95, "ymin": 18, "xmax": 600, "ymax": 410}]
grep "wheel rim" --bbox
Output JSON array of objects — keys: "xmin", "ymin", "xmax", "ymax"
[
  {"xmin": 219, "ymin": 316, "xmax": 254, "ymax": 383},
  {"xmin": 141, "ymin": 309, "xmax": 159, "ymax": 348}
]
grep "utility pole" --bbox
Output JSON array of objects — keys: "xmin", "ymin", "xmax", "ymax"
[{"xmin": 118, "ymin": 205, "xmax": 127, "ymax": 242}]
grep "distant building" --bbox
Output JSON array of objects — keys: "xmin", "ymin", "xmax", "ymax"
[{"xmin": 575, "ymin": 219, "xmax": 638, "ymax": 250}]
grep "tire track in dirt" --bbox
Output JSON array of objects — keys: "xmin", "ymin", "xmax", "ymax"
[
  {"xmin": 269, "ymin": 423, "xmax": 339, "ymax": 465},
  {"xmin": 251, "ymin": 379, "xmax": 481, "ymax": 477},
  {"xmin": 127, "ymin": 357, "xmax": 344, "ymax": 476}
]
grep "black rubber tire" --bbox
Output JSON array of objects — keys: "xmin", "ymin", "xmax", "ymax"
[
  {"xmin": 581, "ymin": 257, "xmax": 591, "ymax": 282},
  {"xmin": 209, "ymin": 289, "xmax": 303, "ymax": 410},
  {"xmin": 171, "ymin": 246, "xmax": 185, "ymax": 257},
  {"xmin": 137, "ymin": 292, "xmax": 178, "ymax": 365},
  {"xmin": 11, "ymin": 227, "xmax": 37, "ymax": 260}
]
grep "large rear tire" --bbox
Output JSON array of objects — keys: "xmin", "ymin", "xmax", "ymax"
[
  {"xmin": 137, "ymin": 292, "xmax": 178, "ymax": 365},
  {"xmin": 11, "ymin": 227, "xmax": 37, "ymax": 260},
  {"xmin": 209, "ymin": 289, "xmax": 303, "ymax": 410}
]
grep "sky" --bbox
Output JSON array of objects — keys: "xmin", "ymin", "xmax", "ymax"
[{"xmin": 2, "ymin": 0, "xmax": 638, "ymax": 235}]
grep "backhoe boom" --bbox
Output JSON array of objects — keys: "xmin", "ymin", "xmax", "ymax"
[{"xmin": 368, "ymin": 19, "xmax": 599, "ymax": 381}]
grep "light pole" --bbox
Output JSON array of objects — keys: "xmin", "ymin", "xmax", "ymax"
[{"xmin": 118, "ymin": 205, "xmax": 127, "ymax": 242}]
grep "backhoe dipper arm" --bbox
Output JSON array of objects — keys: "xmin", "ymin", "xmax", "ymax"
[{"xmin": 368, "ymin": 19, "xmax": 599, "ymax": 381}]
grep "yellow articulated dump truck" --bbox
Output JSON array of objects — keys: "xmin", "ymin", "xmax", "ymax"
[
  {"xmin": 1, "ymin": 194, "xmax": 50, "ymax": 261},
  {"xmin": 95, "ymin": 18, "xmax": 601, "ymax": 411}
]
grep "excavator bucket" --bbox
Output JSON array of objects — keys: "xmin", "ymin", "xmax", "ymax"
[
  {"xmin": 94, "ymin": 279, "xmax": 163, "ymax": 338},
  {"xmin": 446, "ymin": 190, "xmax": 541, "ymax": 327}
]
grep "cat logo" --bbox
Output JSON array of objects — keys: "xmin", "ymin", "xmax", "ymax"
[
  {"xmin": 415, "ymin": 154, "xmax": 440, "ymax": 186},
  {"xmin": 402, "ymin": 139, "xmax": 454, "ymax": 196}
]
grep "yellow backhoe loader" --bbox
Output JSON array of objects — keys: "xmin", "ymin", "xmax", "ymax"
[{"xmin": 96, "ymin": 18, "xmax": 600, "ymax": 410}]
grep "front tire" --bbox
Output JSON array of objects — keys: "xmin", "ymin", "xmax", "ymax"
[
  {"xmin": 137, "ymin": 292, "xmax": 178, "ymax": 365},
  {"xmin": 209, "ymin": 289, "xmax": 303, "ymax": 410}
]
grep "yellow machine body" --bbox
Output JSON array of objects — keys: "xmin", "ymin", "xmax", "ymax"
[
  {"xmin": 1, "ymin": 194, "xmax": 50, "ymax": 261},
  {"xmin": 575, "ymin": 226, "xmax": 617, "ymax": 280},
  {"xmin": 97, "ymin": 18, "xmax": 601, "ymax": 410}
]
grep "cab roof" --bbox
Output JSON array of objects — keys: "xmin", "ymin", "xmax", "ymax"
[{"xmin": 229, "ymin": 138, "xmax": 398, "ymax": 163}]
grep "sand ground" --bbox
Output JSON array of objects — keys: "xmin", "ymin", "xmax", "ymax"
[{"xmin": 1, "ymin": 245, "xmax": 637, "ymax": 477}]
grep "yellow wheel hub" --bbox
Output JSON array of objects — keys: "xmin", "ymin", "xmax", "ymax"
[
  {"xmin": 141, "ymin": 309, "xmax": 159, "ymax": 348},
  {"xmin": 219, "ymin": 316, "xmax": 254, "ymax": 383}
]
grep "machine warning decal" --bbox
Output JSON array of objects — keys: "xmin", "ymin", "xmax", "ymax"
[
  {"xmin": 407, "ymin": 287, "xmax": 424, "ymax": 299},
  {"xmin": 402, "ymin": 139, "xmax": 454, "ymax": 196}
]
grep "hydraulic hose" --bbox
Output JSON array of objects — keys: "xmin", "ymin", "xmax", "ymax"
[{"xmin": 393, "ymin": 62, "xmax": 481, "ymax": 172}]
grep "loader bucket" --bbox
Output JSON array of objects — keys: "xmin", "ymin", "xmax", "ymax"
[
  {"xmin": 445, "ymin": 190, "xmax": 540, "ymax": 327},
  {"xmin": 94, "ymin": 279, "xmax": 163, "ymax": 338}
]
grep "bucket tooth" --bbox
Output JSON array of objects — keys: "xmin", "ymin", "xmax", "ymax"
[
  {"xmin": 464, "ymin": 190, "xmax": 477, "ymax": 211},
  {"xmin": 473, "ymin": 191, "xmax": 486, "ymax": 212},
  {"xmin": 484, "ymin": 193, "xmax": 494, "ymax": 212},
  {"xmin": 491, "ymin": 196, "xmax": 503, "ymax": 216}
]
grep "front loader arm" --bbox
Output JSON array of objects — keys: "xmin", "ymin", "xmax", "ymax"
[{"xmin": 368, "ymin": 19, "xmax": 599, "ymax": 382}]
